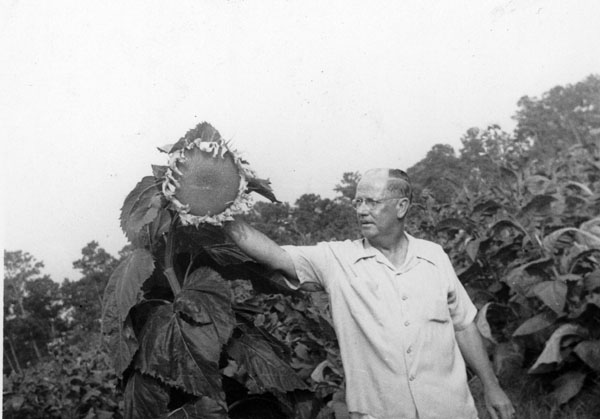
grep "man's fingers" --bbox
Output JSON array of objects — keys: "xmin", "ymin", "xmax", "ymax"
[
  {"xmin": 493, "ymin": 402, "xmax": 515, "ymax": 419},
  {"xmin": 500, "ymin": 403, "xmax": 516, "ymax": 419},
  {"xmin": 487, "ymin": 405, "xmax": 499, "ymax": 419}
]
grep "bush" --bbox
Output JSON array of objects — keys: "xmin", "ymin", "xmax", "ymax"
[{"xmin": 3, "ymin": 335, "xmax": 122, "ymax": 419}]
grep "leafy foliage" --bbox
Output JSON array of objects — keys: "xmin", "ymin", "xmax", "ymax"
[
  {"xmin": 411, "ymin": 128, "xmax": 600, "ymax": 406},
  {"xmin": 3, "ymin": 336, "xmax": 122, "ymax": 419}
]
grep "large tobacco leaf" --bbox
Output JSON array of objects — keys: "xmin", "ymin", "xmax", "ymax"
[
  {"xmin": 512, "ymin": 311, "xmax": 557, "ymax": 337},
  {"xmin": 531, "ymin": 280, "xmax": 568, "ymax": 315},
  {"xmin": 102, "ymin": 249, "xmax": 155, "ymax": 375},
  {"xmin": 121, "ymin": 176, "xmax": 164, "ymax": 243},
  {"xmin": 574, "ymin": 339, "xmax": 600, "ymax": 371},
  {"xmin": 227, "ymin": 325, "xmax": 308, "ymax": 393},
  {"xmin": 124, "ymin": 372, "xmax": 170, "ymax": 419},
  {"xmin": 529, "ymin": 324, "xmax": 587, "ymax": 374},
  {"xmin": 549, "ymin": 371, "xmax": 587, "ymax": 405}
]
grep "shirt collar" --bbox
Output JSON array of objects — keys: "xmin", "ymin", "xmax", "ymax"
[{"xmin": 353, "ymin": 233, "xmax": 437, "ymax": 267}]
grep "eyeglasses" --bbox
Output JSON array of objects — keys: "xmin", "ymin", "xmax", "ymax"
[{"xmin": 351, "ymin": 197, "xmax": 401, "ymax": 209}]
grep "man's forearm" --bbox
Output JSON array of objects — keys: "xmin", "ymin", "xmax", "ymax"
[
  {"xmin": 455, "ymin": 322, "xmax": 499, "ymax": 388},
  {"xmin": 456, "ymin": 322, "xmax": 515, "ymax": 419},
  {"xmin": 224, "ymin": 218, "xmax": 298, "ymax": 283}
]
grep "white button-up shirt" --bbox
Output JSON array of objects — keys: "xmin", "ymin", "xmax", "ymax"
[{"xmin": 283, "ymin": 234, "xmax": 478, "ymax": 419}]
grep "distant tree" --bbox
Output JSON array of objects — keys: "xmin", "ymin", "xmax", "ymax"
[
  {"xmin": 334, "ymin": 171, "xmax": 361, "ymax": 200},
  {"xmin": 245, "ymin": 201, "xmax": 297, "ymax": 244},
  {"xmin": 514, "ymin": 74, "xmax": 600, "ymax": 159},
  {"xmin": 247, "ymin": 174, "xmax": 361, "ymax": 245},
  {"xmin": 4, "ymin": 250, "xmax": 44, "ymax": 318},
  {"xmin": 61, "ymin": 241, "xmax": 119, "ymax": 336},
  {"xmin": 457, "ymin": 125, "xmax": 530, "ymax": 192},
  {"xmin": 72, "ymin": 241, "xmax": 119, "ymax": 277},
  {"xmin": 3, "ymin": 251, "xmax": 61, "ymax": 373},
  {"xmin": 407, "ymin": 143, "xmax": 464, "ymax": 203}
]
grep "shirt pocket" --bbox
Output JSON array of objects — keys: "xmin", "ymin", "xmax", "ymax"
[{"xmin": 427, "ymin": 299, "xmax": 450, "ymax": 323}]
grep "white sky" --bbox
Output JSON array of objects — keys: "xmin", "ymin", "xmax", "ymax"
[{"xmin": 2, "ymin": 0, "xmax": 600, "ymax": 282}]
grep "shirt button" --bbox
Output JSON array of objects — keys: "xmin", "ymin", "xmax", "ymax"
[
  {"xmin": 404, "ymin": 320, "xmax": 410, "ymax": 327},
  {"xmin": 409, "ymin": 375, "xmax": 415, "ymax": 381},
  {"xmin": 406, "ymin": 346, "xmax": 412, "ymax": 354},
  {"xmin": 402, "ymin": 295, "xmax": 408, "ymax": 300}
]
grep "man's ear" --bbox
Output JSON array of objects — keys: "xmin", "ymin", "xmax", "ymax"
[{"xmin": 396, "ymin": 197, "xmax": 410, "ymax": 219}]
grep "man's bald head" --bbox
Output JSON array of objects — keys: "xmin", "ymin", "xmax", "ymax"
[{"xmin": 361, "ymin": 168, "xmax": 413, "ymax": 203}]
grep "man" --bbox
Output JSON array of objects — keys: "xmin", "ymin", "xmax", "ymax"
[{"xmin": 225, "ymin": 168, "xmax": 514, "ymax": 419}]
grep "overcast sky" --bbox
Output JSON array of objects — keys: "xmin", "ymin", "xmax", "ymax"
[{"xmin": 2, "ymin": 0, "xmax": 600, "ymax": 282}]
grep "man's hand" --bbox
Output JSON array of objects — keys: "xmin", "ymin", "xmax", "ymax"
[
  {"xmin": 483, "ymin": 383, "xmax": 515, "ymax": 419},
  {"xmin": 455, "ymin": 323, "xmax": 515, "ymax": 419},
  {"xmin": 223, "ymin": 218, "xmax": 298, "ymax": 283}
]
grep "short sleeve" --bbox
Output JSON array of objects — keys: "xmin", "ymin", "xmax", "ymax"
[
  {"xmin": 441, "ymin": 253, "xmax": 477, "ymax": 331},
  {"xmin": 281, "ymin": 243, "xmax": 331, "ymax": 291}
]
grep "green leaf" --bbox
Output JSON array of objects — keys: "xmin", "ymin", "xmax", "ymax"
[
  {"xmin": 568, "ymin": 249, "xmax": 600, "ymax": 273},
  {"xmin": 524, "ymin": 175, "xmax": 552, "ymax": 195},
  {"xmin": 435, "ymin": 218, "xmax": 468, "ymax": 233},
  {"xmin": 544, "ymin": 227, "xmax": 600, "ymax": 252},
  {"xmin": 120, "ymin": 176, "xmax": 164, "ymax": 243},
  {"xmin": 472, "ymin": 200, "xmax": 502, "ymax": 215},
  {"xmin": 124, "ymin": 372, "xmax": 170, "ymax": 419},
  {"xmin": 503, "ymin": 258, "xmax": 553, "ymax": 296},
  {"xmin": 520, "ymin": 194, "xmax": 557, "ymax": 214},
  {"xmin": 203, "ymin": 244, "xmax": 254, "ymax": 266},
  {"xmin": 246, "ymin": 177, "xmax": 279, "ymax": 203},
  {"xmin": 490, "ymin": 218, "xmax": 528, "ymax": 237},
  {"xmin": 580, "ymin": 216, "xmax": 600, "ymax": 234},
  {"xmin": 584, "ymin": 270, "xmax": 600, "ymax": 293},
  {"xmin": 574, "ymin": 340, "xmax": 600, "ymax": 371},
  {"xmin": 174, "ymin": 267, "xmax": 235, "ymax": 345},
  {"xmin": 174, "ymin": 225, "xmax": 228, "ymax": 259},
  {"xmin": 152, "ymin": 165, "xmax": 169, "ymax": 180},
  {"xmin": 227, "ymin": 326, "xmax": 309, "ymax": 393},
  {"xmin": 101, "ymin": 249, "xmax": 155, "ymax": 375},
  {"xmin": 149, "ymin": 209, "xmax": 172, "ymax": 241},
  {"xmin": 529, "ymin": 324, "xmax": 586, "ymax": 374},
  {"xmin": 135, "ymin": 304, "xmax": 224, "ymax": 399},
  {"xmin": 513, "ymin": 311, "xmax": 557, "ymax": 337},
  {"xmin": 167, "ymin": 396, "xmax": 228, "ymax": 419},
  {"xmin": 531, "ymin": 281, "xmax": 568, "ymax": 314},
  {"xmin": 493, "ymin": 342, "xmax": 524, "ymax": 377},
  {"xmin": 564, "ymin": 181, "xmax": 593, "ymax": 196},
  {"xmin": 157, "ymin": 143, "xmax": 175, "ymax": 153},
  {"xmin": 550, "ymin": 371, "xmax": 587, "ymax": 405},
  {"xmin": 476, "ymin": 302, "xmax": 497, "ymax": 344},
  {"xmin": 465, "ymin": 239, "xmax": 480, "ymax": 262},
  {"xmin": 499, "ymin": 166, "xmax": 519, "ymax": 184}
]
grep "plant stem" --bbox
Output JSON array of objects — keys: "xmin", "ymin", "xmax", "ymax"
[{"xmin": 164, "ymin": 215, "xmax": 182, "ymax": 296}]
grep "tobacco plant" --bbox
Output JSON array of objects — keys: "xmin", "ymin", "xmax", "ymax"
[{"xmin": 418, "ymin": 141, "xmax": 600, "ymax": 406}]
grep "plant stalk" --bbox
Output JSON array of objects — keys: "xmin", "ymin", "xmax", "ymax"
[{"xmin": 164, "ymin": 215, "xmax": 182, "ymax": 296}]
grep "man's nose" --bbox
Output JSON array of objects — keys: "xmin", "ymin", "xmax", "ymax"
[{"xmin": 355, "ymin": 202, "xmax": 370, "ymax": 214}]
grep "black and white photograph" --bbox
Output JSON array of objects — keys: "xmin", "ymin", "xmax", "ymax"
[{"xmin": 3, "ymin": 1, "xmax": 600, "ymax": 418}]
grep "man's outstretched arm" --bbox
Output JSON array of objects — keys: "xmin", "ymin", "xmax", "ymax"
[
  {"xmin": 455, "ymin": 322, "xmax": 515, "ymax": 419},
  {"xmin": 224, "ymin": 218, "xmax": 299, "ymax": 285}
]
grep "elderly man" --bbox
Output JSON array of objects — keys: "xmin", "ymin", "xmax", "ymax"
[{"xmin": 225, "ymin": 168, "xmax": 514, "ymax": 419}]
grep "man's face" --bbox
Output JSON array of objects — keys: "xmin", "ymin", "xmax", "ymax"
[{"xmin": 354, "ymin": 174, "xmax": 403, "ymax": 242}]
